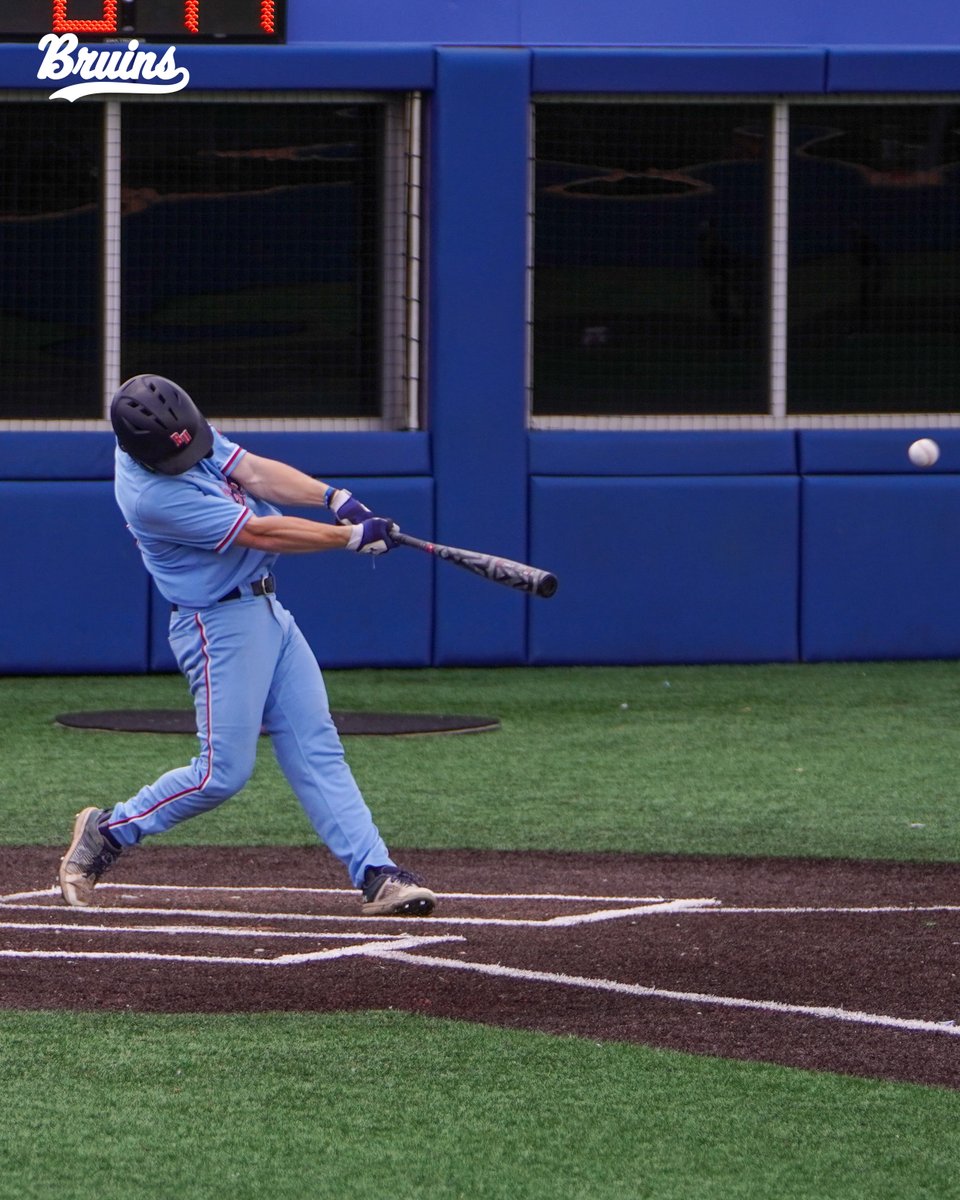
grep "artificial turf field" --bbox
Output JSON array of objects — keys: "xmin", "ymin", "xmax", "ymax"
[{"xmin": 2, "ymin": 664, "xmax": 960, "ymax": 1198}]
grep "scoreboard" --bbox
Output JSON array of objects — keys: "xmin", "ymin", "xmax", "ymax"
[{"xmin": 0, "ymin": 1, "xmax": 284, "ymax": 41}]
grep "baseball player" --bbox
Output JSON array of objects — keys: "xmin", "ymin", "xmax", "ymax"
[{"xmin": 58, "ymin": 374, "xmax": 436, "ymax": 917}]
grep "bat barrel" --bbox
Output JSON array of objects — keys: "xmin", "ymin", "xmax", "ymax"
[{"xmin": 393, "ymin": 529, "xmax": 558, "ymax": 598}]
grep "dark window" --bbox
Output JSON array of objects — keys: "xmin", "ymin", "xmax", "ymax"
[
  {"xmin": 120, "ymin": 102, "xmax": 384, "ymax": 419},
  {"xmin": 788, "ymin": 104, "xmax": 960, "ymax": 414},
  {"xmin": 532, "ymin": 103, "xmax": 771, "ymax": 417},
  {"xmin": 0, "ymin": 103, "xmax": 102, "ymax": 419}
]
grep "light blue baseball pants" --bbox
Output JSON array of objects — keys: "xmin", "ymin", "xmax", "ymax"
[{"xmin": 103, "ymin": 593, "xmax": 396, "ymax": 886}]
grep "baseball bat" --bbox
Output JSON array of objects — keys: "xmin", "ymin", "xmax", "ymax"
[{"xmin": 393, "ymin": 530, "xmax": 558, "ymax": 598}]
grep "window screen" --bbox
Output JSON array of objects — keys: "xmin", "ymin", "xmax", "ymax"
[
  {"xmin": 119, "ymin": 101, "xmax": 384, "ymax": 419},
  {"xmin": 0, "ymin": 102, "xmax": 102, "ymax": 419},
  {"xmin": 532, "ymin": 102, "xmax": 771, "ymax": 418},
  {"xmin": 788, "ymin": 103, "xmax": 960, "ymax": 415}
]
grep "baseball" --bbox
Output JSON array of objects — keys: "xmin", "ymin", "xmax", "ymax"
[{"xmin": 908, "ymin": 438, "xmax": 940, "ymax": 468}]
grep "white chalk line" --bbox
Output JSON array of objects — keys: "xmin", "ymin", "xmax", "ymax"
[
  {"xmin": 0, "ymin": 933, "xmax": 463, "ymax": 968},
  {"xmin": 0, "ymin": 885, "xmax": 702, "ymax": 929},
  {"xmin": 702, "ymin": 905, "xmax": 960, "ymax": 916},
  {"xmin": 544, "ymin": 898, "xmax": 718, "ymax": 925},
  {"xmin": 0, "ymin": 884, "xmax": 667, "ymax": 905},
  {"xmin": 0, "ymin": 901, "xmax": 678, "ymax": 929},
  {"xmin": 0, "ymin": 920, "xmax": 408, "ymax": 943},
  {"xmin": 372, "ymin": 949, "xmax": 960, "ymax": 1039}
]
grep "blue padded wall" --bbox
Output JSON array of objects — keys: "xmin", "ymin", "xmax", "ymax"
[
  {"xmin": 149, "ymin": 478, "xmax": 434, "ymax": 671},
  {"xmin": 801, "ymin": 476, "xmax": 960, "ymax": 662},
  {"xmin": 428, "ymin": 49, "xmax": 531, "ymax": 665},
  {"xmin": 799, "ymin": 429, "xmax": 960, "ymax": 475},
  {"xmin": 0, "ymin": 433, "xmax": 116, "ymax": 481},
  {"xmin": 0, "ymin": 483, "xmax": 148, "ymax": 673},
  {"xmin": 531, "ymin": 49, "xmax": 827, "ymax": 94},
  {"xmin": 529, "ymin": 476, "xmax": 800, "ymax": 665},
  {"xmin": 530, "ymin": 431, "xmax": 797, "ymax": 477}
]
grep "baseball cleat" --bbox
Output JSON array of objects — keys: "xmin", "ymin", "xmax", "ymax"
[
  {"xmin": 59, "ymin": 807, "xmax": 123, "ymax": 907},
  {"xmin": 361, "ymin": 866, "xmax": 436, "ymax": 916}
]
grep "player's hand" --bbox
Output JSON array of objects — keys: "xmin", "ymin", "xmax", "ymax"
[
  {"xmin": 347, "ymin": 517, "xmax": 398, "ymax": 556},
  {"xmin": 328, "ymin": 488, "xmax": 373, "ymax": 525}
]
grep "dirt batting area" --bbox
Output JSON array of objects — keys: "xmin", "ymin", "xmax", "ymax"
[{"xmin": 2, "ymin": 846, "xmax": 959, "ymax": 1090}]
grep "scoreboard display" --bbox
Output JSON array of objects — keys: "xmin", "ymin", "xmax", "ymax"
[{"xmin": 1, "ymin": 1, "xmax": 284, "ymax": 42}]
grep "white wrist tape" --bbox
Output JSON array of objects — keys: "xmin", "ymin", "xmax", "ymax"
[{"xmin": 346, "ymin": 523, "xmax": 363, "ymax": 551}]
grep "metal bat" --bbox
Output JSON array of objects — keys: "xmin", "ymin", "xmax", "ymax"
[{"xmin": 392, "ymin": 530, "xmax": 558, "ymax": 598}]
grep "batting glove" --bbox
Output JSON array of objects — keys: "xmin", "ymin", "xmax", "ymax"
[
  {"xmin": 347, "ymin": 517, "xmax": 398, "ymax": 556},
  {"xmin": 327, "ymin": 487, "xmax": 373, "ymax": 525}
]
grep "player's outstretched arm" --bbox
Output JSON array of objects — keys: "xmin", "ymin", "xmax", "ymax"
[
  {"xmin": 231, "ymin": 453, "xmax": 334, "ymax": 507},
  {"xmin": 232, "ymin": 454, "xmax": 374, "ymax": 525},
  {"xmin": 235, "ymin": 515, "xmax": 396, "ymax": 556}
]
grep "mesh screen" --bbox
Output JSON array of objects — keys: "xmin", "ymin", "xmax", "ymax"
[
  {"xmin": 532, "ymin": 102, "xmax": 771, "ymax": 418},
  {"xmin": 0, "ymin": 102, "xmax": 102, "ymax": 419},
  {"xmin": 119, "ymin": 101, "xmax": 385, "ymax": 420},
  {"xmin": 788, "ymin": 103, "xmax": 960, "ymax": 415}
]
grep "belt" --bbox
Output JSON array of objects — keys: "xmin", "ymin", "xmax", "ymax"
[{"xmin": 172, "ymin": 574, "xmax": 275, "ymax": 612}]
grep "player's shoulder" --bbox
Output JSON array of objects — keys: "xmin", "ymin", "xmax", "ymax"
[{"xmin": 209, "ymin": 427, "xmax": 245, "ymax": 474}]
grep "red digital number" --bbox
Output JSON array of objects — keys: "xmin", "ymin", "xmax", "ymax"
[
  {"xmin": 52, "ymin": 0, "xmax": 119, "ymax": 34},
  {"xmin": 183, "ymin": 0, "xmax": 199, "ymax": 34},
  {"xmin": 182, "ymin": 1, "xmax": 275, "ymax": 36}
]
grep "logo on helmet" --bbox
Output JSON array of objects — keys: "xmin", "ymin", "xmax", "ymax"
[{"xmin": 170, "ymin": 429, "xmax": 193, "ymax": 448}]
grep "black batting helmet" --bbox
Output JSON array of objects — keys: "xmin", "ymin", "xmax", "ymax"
[{"xmin": 110, "ymin": 374, "xmax": 213, "ymax": 475}]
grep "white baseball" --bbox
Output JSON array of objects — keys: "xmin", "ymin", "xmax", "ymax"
[{"xmin": 908, "ymin": 438, "xmax": 940, "ymax": 468}]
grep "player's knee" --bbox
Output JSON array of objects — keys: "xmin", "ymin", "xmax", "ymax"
[{"xmin": 200, "ymin": 758, "xmax": 256, "ymax": 800}]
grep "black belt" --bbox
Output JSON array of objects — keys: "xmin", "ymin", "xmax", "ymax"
[{"xmin": 172, "ymin": 574, "xmax": 275, "ymax": 612}]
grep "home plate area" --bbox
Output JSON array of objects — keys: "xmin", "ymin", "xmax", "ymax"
[{"xmin": 2, "ymin": 846, "xmax": 960, "ymax": 1090}]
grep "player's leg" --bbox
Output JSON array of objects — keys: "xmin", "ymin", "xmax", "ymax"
[
  {"xmin": 261, "ymin": 599, "xmax": 435, "ymax": 913},
  {"xmin": 261, "ymin": 598, "xmax": 394, "ymax": 884},
  {"xmin": 103, "ymin": 600, "xmax": 280, "ymax": 844}
]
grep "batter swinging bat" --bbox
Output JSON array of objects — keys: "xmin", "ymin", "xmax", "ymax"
[{"xmin": 393, "ymin": 530, "xmax": 558, "ymax": 598}]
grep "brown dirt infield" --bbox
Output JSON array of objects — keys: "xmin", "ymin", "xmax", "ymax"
[{"xmin": 2, "ymin": 846, "xmax": 959, "ymax": 1090}]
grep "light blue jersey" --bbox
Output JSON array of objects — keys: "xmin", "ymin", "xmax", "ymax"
[{"xmin": 114, "ymin": 428, "xmax": 280, "ymax": 609}]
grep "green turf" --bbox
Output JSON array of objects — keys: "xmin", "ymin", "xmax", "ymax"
[
  {"xmin": 5, "ymin": 662, "xmax": 960, "ymax": 861},
  {"xmin": 4, "ymin": 664, "xmax": 960, "ymax": 1197},
  {"xmin": 1, "ymin": 1009, "xmax": 957, "ymax": 1200}
]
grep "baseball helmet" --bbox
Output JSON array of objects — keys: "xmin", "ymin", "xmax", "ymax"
[{"xmin": 110, "ymin": 374, "xmax": 213, "ymax": 475}]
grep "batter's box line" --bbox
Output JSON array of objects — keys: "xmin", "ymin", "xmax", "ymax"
[
  {"xmin": 0, "ymin": 933, "xmax": 464, "ymax": 968},
  {"xmin": 0, "ymin": 919, "xmax": 418, "ymax": 944},
  {"xmin": 372, "ymin": 948, "xmax": 960, "ymax": 1040},
  {"xmin": 0, "ymin": 888, "xmax": 719, "ymax": 928},
  {"xmin": 0, "ymin": 884, "xmax": 672, "ymax": 905}
]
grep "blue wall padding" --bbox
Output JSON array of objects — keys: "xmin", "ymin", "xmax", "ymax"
[
  {"xmin": 532, "ymin": 49, "xmax": 827, "ymax": 94},
  {"xmin": 799, "ymin": 431, "xmax": 960, "ymax": 475},
  {"xmin": 0, "ymin": 44, "xmax": 435, "ymax": 90},
  {"xmin": 0, "ymin": 433, "xmax": 429, "ymax": 482},
  {"xmin": 148, "ymin": 477, "xmax": 434, "ymax": 671},
  {"xmin": 0, "ymin": 483, "xmax": 148, "ymax": 673},
  {"xmin": 801, "ymin": 476, "xmax": 960, "ymax": 662},
  {"xmin": 219, "ymin": 432, "xmax": 431, "ymax": 478},
  {"xmin": 176, "ymin": 44, "xmax": 436, "ymax": 90},
  {"xmin": 0, "ymin": 433, "xmax": 116, "ymax": 480},
  {"xmin": 529, "ymin": 431, "xmax": 797, "ymax": 477},
  {"xmin": 529, "ymin": 476, "xmax": 800, "ymax": 665},
  {"xmin": 826, "ymin": 48, "xmax": 960, "ymax": 92},
  {"xmin": 428, "ymin": 49, "xmax": 531, "ymax": 665}
]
